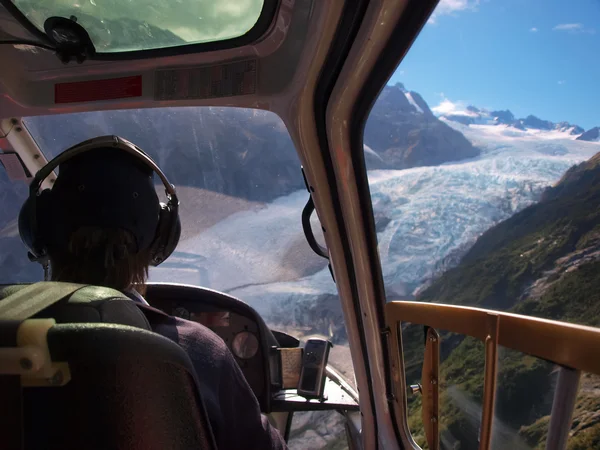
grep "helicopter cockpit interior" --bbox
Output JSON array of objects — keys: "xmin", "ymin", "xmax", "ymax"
[{"xmin": 2, "ymin": 0, "xmax": 600, "ymax": 449}]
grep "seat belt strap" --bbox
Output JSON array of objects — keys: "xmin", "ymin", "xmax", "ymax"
[{"xmin": 0, "ymin": 282, "xmax": 87, "ymax": 321}]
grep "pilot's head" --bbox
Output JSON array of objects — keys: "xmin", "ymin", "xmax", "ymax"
[{"xmin": 19, "ymin": 136, "xmax": 180, "ymax": 292}]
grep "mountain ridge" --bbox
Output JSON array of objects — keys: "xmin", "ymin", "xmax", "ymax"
[
  {"xmin": 436, "ymin": 100, "xmax": 591, "ymax": 137},
  {"xmin": 364, "ymin": 84, "xmax": 480, "ymax": 169},
  {"xmin": 577, "ymin": 127, "xmax": 600, "ymax": 142}
]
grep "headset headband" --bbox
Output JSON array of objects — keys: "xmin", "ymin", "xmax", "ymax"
[
  {"xmin": 31, "ymin": 135, "xmax": 178, "ymax": 207},
  {"xmin": 22, "ymin": 134, "xmax": 181, "ymax": 268}
]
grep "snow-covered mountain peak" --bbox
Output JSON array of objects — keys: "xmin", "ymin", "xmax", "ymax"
[
  {"xmin": 379, "ymin": 83, "xmax": 433, "ymax": 116},
  {"xmin": 438, "ymin": 105, "xmax": 585, "ymax": 138},
  {"xmin": 405, "ymin": 91, "xmax": 425, "ymax": 114},
  {"xmin": 490, "ymin": 109, "xmax": 515, "ymax": 123}
]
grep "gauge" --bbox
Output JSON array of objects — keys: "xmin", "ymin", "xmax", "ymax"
[
  {"xmin": 172, "ymin": 306, "xmax": 190, "ymax": 320},
  {"xmin": 232, "ymin": 331, "xmax": 259, "ymax": 360}
]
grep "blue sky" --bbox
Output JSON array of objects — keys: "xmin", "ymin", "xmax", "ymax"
[{"xmin": 389, "ymin": 0, "xmax": 600, "ymax": 129}]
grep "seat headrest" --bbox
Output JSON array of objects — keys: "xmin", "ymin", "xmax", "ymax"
[{"xmin": 0, "ymin": 284, "xmax": 151, "ymax": 330}]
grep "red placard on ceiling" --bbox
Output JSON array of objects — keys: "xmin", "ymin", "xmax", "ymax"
[{"xmin": 55, "ymin": 75, "xmax": 143, "ymax": 104}]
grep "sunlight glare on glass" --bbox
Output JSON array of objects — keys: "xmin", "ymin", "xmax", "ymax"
[{"xmin": 11, "ymin": 0, "xmax": 265, "ymax": 52}]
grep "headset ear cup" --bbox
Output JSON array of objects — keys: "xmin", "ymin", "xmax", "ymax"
[
  {"xmin": 19, "ymin": 189, "xmax": 52, "ymax": 259},
  {"xmin": 168, "ymin": 213, "xmax": 182, "ymax": 258},
  {"xmin": 18, "ymin": 195, "xmax": 36, "ymax": 254},
  {"xmin": 150, "ymin": 202, "xmax": 181, "ymax": 267}
]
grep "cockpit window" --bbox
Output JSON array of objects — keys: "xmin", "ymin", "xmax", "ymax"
[
  {"xmin": 367, "ymin": 0, "xmax": 600, "ymax": 448},
  {"xmin": 14, "ymin": 107, "xmax": 352, "ymax": 447},
  {"xmin": 11, "ymin": 0, "xmax": 266, "ymax": 52},
  {"xmin": 0, "ymin": 107, "xmax": 352, "ymax": 447},
  {"xmin": 0, "ymin": 157, "xmax": 41, "ymax": 282},
  {"xmin": 23, "ymin": 108, "xmax": 330, "ymax": 301}
]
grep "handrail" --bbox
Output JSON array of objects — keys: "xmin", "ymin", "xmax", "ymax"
[
  {"xmin": 386, "ymin": 301, "xmax": 600, "ymax": 375},
  {"xmin": 385, "ymin": 301, "xmax": 600, "ymax": 450}
]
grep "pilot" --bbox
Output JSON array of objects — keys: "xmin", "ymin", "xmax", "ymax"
[{"xmin": 19, "ymin": 136, "xmax": 287, "ymax": 450}]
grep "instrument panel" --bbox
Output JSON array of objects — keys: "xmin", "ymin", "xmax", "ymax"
[{"xmin": 144, "ymin": 282, "xmax": 360, "ymax": 414}]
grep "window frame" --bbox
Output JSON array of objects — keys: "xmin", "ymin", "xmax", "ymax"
[{"xmin": 327, "ymin": 0, "xmax": 441, "ymax": 447}]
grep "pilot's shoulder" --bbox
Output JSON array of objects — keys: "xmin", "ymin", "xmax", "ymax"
[
  {"xmin": 135, "ymin": 303, "xmax": 234, "ymax": 367},
  {"xmin": 170, "ymin": 316, "xmax": 231, "ymax": 361}
]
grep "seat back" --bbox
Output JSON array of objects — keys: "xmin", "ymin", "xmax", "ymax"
[
  {"xmin": 0, "ymin": 283, "xmax": 217, "ymax": 450},
  {"xmin": 0, "ymin": 284, "xmax": 153, "ymax": 329}
]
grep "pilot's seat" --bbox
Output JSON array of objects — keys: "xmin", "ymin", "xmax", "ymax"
[{"xmin": 0, "ymin": 282, "xmax": 217, "ymax": 450}]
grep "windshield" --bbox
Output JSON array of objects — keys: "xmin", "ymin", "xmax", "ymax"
[
  {"xmin": 11, "ymin": 0, "xmax": 265, "ymax": 52},
  {"xmin": 21, "ymin": 108, "xmax": 336, "ymax": 314},
  {"xmin": 4, "ymin": 107, "xmax": 351, "ymax": 449},
  {"xmin": 367, "ymin": 0, "xmax": 600, "ymax": 448}
]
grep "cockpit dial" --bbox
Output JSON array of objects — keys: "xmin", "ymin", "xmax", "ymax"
[{"xmin": 232, "ymin": 331, "xmax": 259, "ymax": 360}]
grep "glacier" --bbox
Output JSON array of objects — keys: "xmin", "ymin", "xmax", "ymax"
[{"xmin": 150, "ymin": 123, "xmax": 600, "ymax": 322}]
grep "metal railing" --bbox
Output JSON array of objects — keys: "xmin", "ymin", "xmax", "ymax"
[{"xmin": 385, "ymin": 301, "xmax": 600, "ymax": 450}]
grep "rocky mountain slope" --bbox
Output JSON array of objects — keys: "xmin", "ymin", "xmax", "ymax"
[
  {"xmin": 25, "ymin": 108, "xmax": 303, "ymax": 203},
  {"xmin": 364, "ymin": 83, "xmax": 480, "ymax": 169},
  {"xmin": 577, "ymin": 127, "xmax": 600, "ymax": 142},
  {"xmin": 408, "ymin": 151, "xmax": 600, "ymax": 449}
]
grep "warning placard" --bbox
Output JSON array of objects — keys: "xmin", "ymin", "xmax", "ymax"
[
  {"xmin": 55, "ymin": 75, "xmax": 142, "ymax": 104},
  {"xmin": 154, "ymin": 59, "xmax": 257, "ymax": 101}
]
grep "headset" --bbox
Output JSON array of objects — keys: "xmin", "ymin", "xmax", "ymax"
[{"xmin": 19, "ymin": 135, "xmax": 181, "ymax": 268}]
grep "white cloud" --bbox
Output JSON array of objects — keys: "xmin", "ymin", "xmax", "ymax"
[
  {"xmin": 428, "ymin": 0, "xmax": 480, "ymax": 23},
  {"xmin": 554, "ymin": 23, "xmax": 583, "ymax": 31},
  {"xmin": 530, "ymin": 27, "xmax": 538, "ymax": 32},
  {"xmin": 432, "ymin": 98, "xmax": 472, "ymax": 116},
  {"xmin": 437, "ymin": 0, "xmax": 479, "ymax": 14},
  {"xmin": 558, "ymin": 80, "xmax": 566, "ymax": 85},
  {"xmin": 553, "ymin": 23, "xmax": 596, "ymax": 34}
]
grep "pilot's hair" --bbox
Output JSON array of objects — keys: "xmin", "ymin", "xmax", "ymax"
[{"xmin": 49, "ymin": 226, "xmax": 151, "ymax": 294}]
